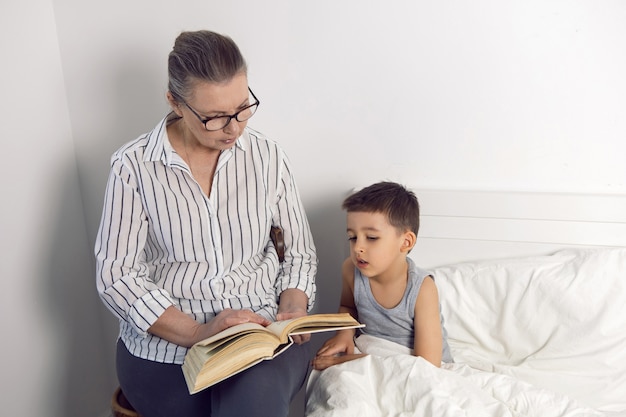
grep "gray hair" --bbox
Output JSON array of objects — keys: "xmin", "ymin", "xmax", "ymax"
[{"xmin": 168, "ymin": 30, "xmax": 247, "ymax": 102}]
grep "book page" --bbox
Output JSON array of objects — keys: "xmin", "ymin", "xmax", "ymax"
[
  {"xmin": 184, "ymin": 335, "xmax": 283, "ymax": 393},
  {"xmin": 193, "ymin": 322, "xmax": 272, "ymax": 347},
  {"xmin": 287, "ymin": 324, "xmax": 363, "ymax": 335},
  {"xmin": 265, "ymin": 319, "xmax": 297, "ymax": 341},
  {"xmin": 265, "ymin": 313, "xmax": 364, "ymax": 343}
]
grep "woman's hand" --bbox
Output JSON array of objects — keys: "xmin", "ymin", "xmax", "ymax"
[
  {"xmin": 206, "ymin": 308, "xmax": 272, "ymax": 336},
  {"xmin": 149, "ymin": 306, "xmax": 271, "ymax": 347},
  {"xmin": 277, "ymin": 288, "xmax": 310, "ymax": 344}
]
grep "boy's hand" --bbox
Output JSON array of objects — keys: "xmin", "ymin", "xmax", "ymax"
[
  {"xmin": 312, "ymin": 353, "xmax": 368, "ymax": 370},
  {"xmin": 312, "ymin": 331, "xmax": 367, "ymax": 370},
  {"xmin": 315, "ymin": 331, "xmax": 355, "ymax": 357}
]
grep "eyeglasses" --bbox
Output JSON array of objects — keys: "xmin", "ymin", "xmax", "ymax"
[{"xmin": 183, "ymin": 87, "xmax": 260, "ymax": 131}]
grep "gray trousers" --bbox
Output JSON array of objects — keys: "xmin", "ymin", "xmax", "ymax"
[{"xmin": 116, "ymin": 339, "xmax": 311, "ymax": 417}]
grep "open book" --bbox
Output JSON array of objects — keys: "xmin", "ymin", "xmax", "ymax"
[{"xmin": 182, "ymin": 313, "xmax": 364, "ymax": 394}]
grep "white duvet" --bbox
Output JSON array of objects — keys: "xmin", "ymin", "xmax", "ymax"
[
  {"xmin": 306, "ymin": 335, "xmax": 607, "ymax": 417},
  {"xmin": 306, "ymin": 248, "xmax": 626, "ymax": 417}
]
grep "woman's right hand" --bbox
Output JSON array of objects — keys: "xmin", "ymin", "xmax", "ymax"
[
  {"xmin": 203, "ymin": 308, "xmax": 271, "ymax": 338},
  {"xmin": 149, "ymin": 306, "xmax": 271, "ymax": 347}
]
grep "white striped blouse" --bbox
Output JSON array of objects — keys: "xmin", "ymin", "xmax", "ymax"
[{"xmin": 95, "ymin": 113, "xmax": 317, "ymax": 364}]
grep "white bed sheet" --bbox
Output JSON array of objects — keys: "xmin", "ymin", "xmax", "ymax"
[
  {"xmin": 306, "ymin": 248, "xmax": 626, "ymax": 417},
  {"xmin": 434, "ymin": 247, "xmax": 626, "ymax": 414},
  {"xmin": 306, "ymin": 335, "xmax": 604, "ymax": 417}
]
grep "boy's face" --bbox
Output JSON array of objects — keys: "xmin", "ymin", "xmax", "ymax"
[{"xmin": 346, "ymin": 211, "xmax": 414, "ymax": 278}]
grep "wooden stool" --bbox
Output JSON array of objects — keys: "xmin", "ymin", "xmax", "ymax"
[{"xmin": 111, "ymin": 386, "xmax": 142, "ymax": 417}]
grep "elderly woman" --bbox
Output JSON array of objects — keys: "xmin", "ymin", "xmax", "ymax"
[{"xmin": 95, "ymin": 30, "xmax": 317, "ymax": 417}]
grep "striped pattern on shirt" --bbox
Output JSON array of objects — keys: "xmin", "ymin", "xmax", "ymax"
[{"xmin": 95, "ymin": 114, "xmax": 317, "ymax": 363}]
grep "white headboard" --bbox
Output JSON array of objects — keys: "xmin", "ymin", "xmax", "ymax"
[{"xmin": 408, "ymin": 189, "xmax": 626, "ymax": 269}]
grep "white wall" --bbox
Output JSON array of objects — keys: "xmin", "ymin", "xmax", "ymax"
[
  {"xmin": 2, "ymin": 1, "xmax": 625, "ymax": 416},
  {"xmin": 0, "ymin": 1, "xmax": 108, "ymax": 416}
]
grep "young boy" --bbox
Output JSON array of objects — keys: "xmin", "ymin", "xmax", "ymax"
[{"xmin": 312, "ymin": 182, "xmax": 453, "ymax": 370}]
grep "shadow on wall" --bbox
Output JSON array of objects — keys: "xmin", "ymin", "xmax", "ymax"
[
  {"xmin": 306, "ymin": 194, "xmax": 350, "ymax": 317},
  {"xmin": 58, "ymin": 49, "xmax": 169, "ymax": 417},
  {"xmin": 78, "ymin": 47, "xmax": 170, "ymax": 248},
  {"xmin": 304, "ymin": 192, "xmax": 356, "ymax": 357},
  {"xmin": 111, "ymin": 48, "xmax": 170, "ymax": 149},
  {"xmin": 43, "ymin": 164, "xmax": 119, "ymax": 417},
  {"xmin": 287, "ymin": 195, "xmax": 349, "ymax": 417}
]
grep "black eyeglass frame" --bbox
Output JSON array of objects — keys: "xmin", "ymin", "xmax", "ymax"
[{"xmin": 183, "ymin": 87, "xmax": 260, "ymax": 131}]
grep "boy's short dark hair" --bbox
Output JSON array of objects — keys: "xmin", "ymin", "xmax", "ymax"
[{"xmin": 342, "ymin": 182, "xmax": 420, "ymax": 235}]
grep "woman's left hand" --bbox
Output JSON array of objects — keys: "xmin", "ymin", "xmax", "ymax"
[{"xmin": 277, "ymin": 289, "xmax": 310, "ymax": 344}]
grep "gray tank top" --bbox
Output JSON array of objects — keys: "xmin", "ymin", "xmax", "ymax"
[{"xmin": 354, "ymin": 257, "xmax": 453, "ymax": 363}]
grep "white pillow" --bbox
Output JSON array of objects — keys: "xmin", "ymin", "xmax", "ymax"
[{"xmin": 432, "ymin": 247, "xmax": 626, "ymax": 413}]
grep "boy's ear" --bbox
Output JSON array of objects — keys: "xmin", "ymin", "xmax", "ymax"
[{"xmin": 401, "ymin": 230, "xmax": 417, "ymax": 253}]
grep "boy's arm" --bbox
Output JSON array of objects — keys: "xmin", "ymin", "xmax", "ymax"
[
  {"xmin": 413, "ymin": 276, "xmax": 443, "ymax": 367},
  {"xmin": 338, "ymin": 257, "xmax": 358, "ymax": 320}
]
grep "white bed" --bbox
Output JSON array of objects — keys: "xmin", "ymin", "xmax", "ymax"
[{"xmin": 306, "ymin": 189, "xmax": 626, "ymax": 417}]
